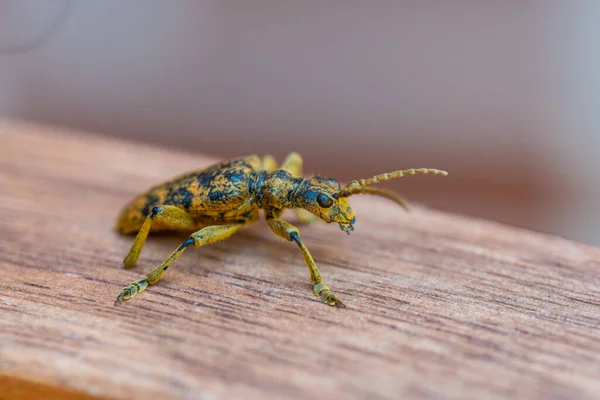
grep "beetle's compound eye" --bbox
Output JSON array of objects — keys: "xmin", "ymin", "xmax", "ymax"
[{"xmin": 317, "ymin": 193, "xmax": 334, "ymax": 208}]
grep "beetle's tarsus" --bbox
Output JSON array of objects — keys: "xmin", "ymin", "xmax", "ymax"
[
  {"xmin": 115, "ymin": 278, "xmax": 149, "ymax": 305},
  {"xmin": 314, "ymin": 282, "xmax": 345, "ymax": 307}
]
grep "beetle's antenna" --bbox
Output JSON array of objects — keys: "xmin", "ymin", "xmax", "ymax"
[
  {"xmin": 346, "ymin": 187, "xmax": 410, "ymax": 211},
  {"xmin": 339, "ymin": 168, "xmax": 448, "ymax": 198}
]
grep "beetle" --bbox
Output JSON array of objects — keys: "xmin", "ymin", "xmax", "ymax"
[{"xmin": 114, "ymin": 152, "xmax": 447, "ymax": 307}]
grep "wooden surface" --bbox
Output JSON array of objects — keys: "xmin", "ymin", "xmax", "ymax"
[{"xmin": 1, "ymin": 120, "xmax": 600, "ymax": 400}]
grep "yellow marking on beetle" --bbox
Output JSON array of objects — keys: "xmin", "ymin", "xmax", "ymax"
[{"xmin": 114, "ymin": 153, "xmax": 448, "ymax": 307}]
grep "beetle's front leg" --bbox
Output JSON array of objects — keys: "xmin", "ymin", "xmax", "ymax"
[{"xmin": 266, "ymin": 218, "xmax": 344, "ymax": 308}]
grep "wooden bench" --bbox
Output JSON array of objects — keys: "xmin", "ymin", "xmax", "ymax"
[{"xmin": 1, "ymin": 120, "xmax": 599, "ymax": 399}]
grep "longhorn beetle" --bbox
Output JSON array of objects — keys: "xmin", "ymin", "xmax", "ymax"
[{"xmin": 114, "ymin": 153, "xmax": 448, "ymax": 307}]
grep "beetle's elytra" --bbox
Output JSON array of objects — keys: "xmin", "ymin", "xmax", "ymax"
[{"xmin": 115, "ymin": 152, "xmax": 447, "ymax": 307}]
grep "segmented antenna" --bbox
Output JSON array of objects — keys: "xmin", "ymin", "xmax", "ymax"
[
  {"xmin": 339, "ymin": 168, "xmax": 448, "ymax": 198},
  {"xmin": 347, "ymin": 187, "xmax": 410, "ymax": 211}
]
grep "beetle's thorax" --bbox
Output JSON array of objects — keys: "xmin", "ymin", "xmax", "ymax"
[{"xmin": 252, "ymin": 170, "xmax": 305, "ymax": 209}]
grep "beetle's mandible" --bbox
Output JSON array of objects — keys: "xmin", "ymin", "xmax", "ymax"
[{"xmin": 114, "ymin": 152, "xmax": 448, "ymax": 307}]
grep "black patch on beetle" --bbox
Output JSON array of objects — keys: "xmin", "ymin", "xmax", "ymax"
[
  {"xmin": 303, "ymin": 190, "xmax": 318, "ymax": 203},
  {"xmin": 166, "ymin": 186, "xmax": 194, "ymax": 209},
  {"xmin": 195, "ymin": 167, "xmax": 220, "ymax": 189},
  {"xmin": 272, "ymin": 170, "xmax": 292, "ymax": 180},
  {"xmin": 290, "ymin": 231, "xmax": 301, "ymax": 245},
  {"xmin": 223, "ymin": 169, "xmax": 247, "ymax": 184},
  {"xmin": 251, "ymin": 172, "xmax": 266, "ymax": 198},
  {"xmin": 150, "ymin": 206, "xmax": 162, "ymax": 218},
  {"xmin": 286, "ymin": 177, "xmax": 304, "ymax": 204},
  {"xmin": 209, "ymin": 189, "xmax": 229, "ymax": 203},
  {"xmin": 142, "ymin": 193, "xmax": 161, "ymax": 216},
  {"xmin": 178, "ymin": 237, "xmax": 195, "ymax": 251}
]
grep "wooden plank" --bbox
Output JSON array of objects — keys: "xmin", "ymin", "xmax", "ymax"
[{"xmin": 1, "ymin": 120, "xmax": 599, "ymax": 400}]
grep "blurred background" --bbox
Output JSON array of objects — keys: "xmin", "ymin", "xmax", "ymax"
[{"xmin": 1, "ymin": 1, "xmax": 599, "ymax": 245}]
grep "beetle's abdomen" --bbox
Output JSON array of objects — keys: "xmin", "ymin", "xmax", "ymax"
[{"xmin": 115, "ymin": 156, "xmax": 261, "ymax": 233}]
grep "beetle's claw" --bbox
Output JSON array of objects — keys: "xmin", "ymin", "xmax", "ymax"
[
  {"xmin": 114, "ymin": 288, "xmax": 130, "ymax": 306},
  {"xmin": 326, "ymin": 293, "xmax": 346, "ymax": 308}
]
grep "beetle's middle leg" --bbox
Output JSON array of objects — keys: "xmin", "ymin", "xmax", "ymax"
[
  {"xmin": 123, "ymin": 205, "xmax": 197, "ymax": 269},
  {"xmin": 116, "ymin": 223, "xmax": 244, "ymax": 304}
]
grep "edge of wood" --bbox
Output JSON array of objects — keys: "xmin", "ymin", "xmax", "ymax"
[{"xmin": 0, "ymin": 373, "xmax": 108, "ymax": 400}]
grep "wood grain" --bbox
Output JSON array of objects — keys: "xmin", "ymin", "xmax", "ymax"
[{"xmin": 1, "ymin": 120, "xmax": 599, "ymax": 400}]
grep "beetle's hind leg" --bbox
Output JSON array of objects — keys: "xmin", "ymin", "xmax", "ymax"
[
  {"xmin": 122, "ymin": 205, "xmax": 196, "ymax": 269},
  {"xmin": 115, "ymin": 223, "xmax": 244, "ymax": 304}
]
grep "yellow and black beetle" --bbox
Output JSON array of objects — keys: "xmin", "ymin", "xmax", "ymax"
[{"xmin": 115, "ymin": 152, "xmax": 447, "ymax": 307}]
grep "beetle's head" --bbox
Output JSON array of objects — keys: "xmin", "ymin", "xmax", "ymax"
[
  {"xmin": 296, "ymin": 167, "xmax": 448, "ymax": 234},
  {"xmin": 296, "ymin": 177, "xmax": 356, "ymax": 233}
]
